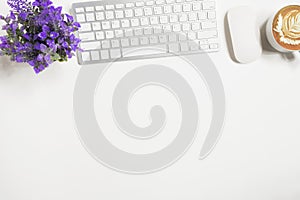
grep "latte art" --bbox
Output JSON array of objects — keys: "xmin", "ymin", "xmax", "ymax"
[{"xmin": 273, "ymin": 6, "xmax": 300, "ymax": 46}]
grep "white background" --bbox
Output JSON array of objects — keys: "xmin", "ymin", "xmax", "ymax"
[{"xmin": 1, "ymin": 0, "xmax": 300, "ymax": 199}]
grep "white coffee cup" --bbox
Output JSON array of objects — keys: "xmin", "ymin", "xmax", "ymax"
[{"xmin": 266, "ymin": 5, "xmax": 300, "ymax": 53}]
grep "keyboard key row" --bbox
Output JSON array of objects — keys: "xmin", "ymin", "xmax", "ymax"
[
  {"xmin": 76, "ymin": 6, "xmax": 215, "ymax": 22},
  {"xmin": 81, "ymin": 42, "xmax": 218, "ymax": 61},
  {"xmin": 74, "ymin": 0, "xmax": 214, "ymax": 13},
  {"xmin": 78, "ymin": 20, "xmax": 217, "ymax": 35},
  {"xmin": 80, "ymin": 34, "xmax": 218, "ymax": 51}
]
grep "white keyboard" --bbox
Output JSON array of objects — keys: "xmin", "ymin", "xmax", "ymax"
[{"xmin": 72, "ymin": 0, "xmax": 219, "ymax": 65}]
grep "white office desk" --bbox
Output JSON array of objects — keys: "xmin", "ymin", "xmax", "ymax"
[{"xmin": 0, "ymin": 0, "xmax": 300, "ymax": 199}]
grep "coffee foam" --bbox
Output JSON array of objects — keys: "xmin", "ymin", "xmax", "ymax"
[{"xmin": 273, "ymin": 6, "xmax": 300, "ymax": 47}]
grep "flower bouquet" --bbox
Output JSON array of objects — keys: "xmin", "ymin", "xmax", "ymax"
[{"xmin": 0, "ymin": 0, "xmax": 81, "ymax": 74}]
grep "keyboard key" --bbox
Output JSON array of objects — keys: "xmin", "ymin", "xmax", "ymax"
[
  {"xmin": 156, "ymin": 0, "xmax": 165, "ymax": 5},
  {"xmin": 105, "ymin": 31, "xmax": 114, "ymax": 39},
  {"xmin": 188, "ymin": 32, "xmax": 197, "ymax": 40},
  {"xmin": 121, "ymin": 19, "xmax": 130, "ymax": 28},
  {"xmin": 192, "ymin": 22, "xmax": 201, "ymax": 30},
  {"xmin": 210, "ymin": 44, "xmax": 218, "ymax": 49},
  {"xmin": 200, "ymin": 44, "xmax": 209, "ymax": 50},
  {"xmin": 123, "ymin": 45, "xmax": 168, "ymax": 57},
  {"xmin": 126, "ymin": 3, "xmax": 134, "ymax": 8},
  {"xmin": 159, "ymin": 35, "xmax": 167, "ymax": 43},
  {"xmin": 96, "ymin": 31, "xmax": 105, "ymax": 40},
  {"xmin": 169, "ymin": 43, "xmax": 180, "ymax": 52},
  {"xmin": 106, "ymin": 5, "xmax": 114, "ymax": 10},
  {"xmin": 105, "ymin": 11, "xmax": 114, "ymax": 20},
  {"xmin": 76, "ymin": 14, "xmax": 85, "ymax": 22},
  {"xmin": 154, "ymin": 7, "xmax": 163, "ymax": 15},
  {"xmin": 180, "ymin": 42, "xmax": 189, "ymax": 51},
  {"xmin": 160, "ymin": 15, "xmax": 168, "ymax": 24},
  {"xmin": 202, "ymin": 21, "xmax": 217, "ymax": 29},
  {"xmin": 101, "ymin": 40, "xmax": 110, "ymax": 48},
  {"xmin": 197, "ymin": 30, "xmax": 218, "ymax": 39},
  {"xmin": 150, "ymin": 16, "xmax": 159, "ymax": 24},
  {"xmin": 163, "ymin": 5, "xmax": 172, "ymax": 14},
  {"xmin": 100, "ymin": 50, "xmax": 110, "ymax": 59},
  {"xmin": 172, "ymin": 24, "xmax": 181, "ymax": 32},
  {"xmin": 85, "ymin": 7, "xmax": 94, "ymax": 12},
  {"xmin": 134, "ymin": 8, "xmax": 143, "ymax": 17},
  {"xmin": 115, "ymin": 4, "xmax": 124, "ymax": 9},
  {"xmin": 125, "ymin": 29, "xmax": 133, "ymax": 37},
  {"xmin": 121, "ymin": 38, "xmax": 130, "ymax": 47},
  {"xmin": 92, "ymin": 22, "xmax": 101, "ymax": 30},
  {"xmin": 146, "ymin": 1, "xmax": 154, "ymax": 6},
  {"xmin": 141, "ymin": 17, "xmax": 150, "ymax": 26},
  {"xmin": 188, "ymin": 12, "xmax": 197, "ymax": 21},
  {"xmin": 198, "ymin": 11, "xmax": 207, "ymax": 20},
  {"xmin": 136, "ymin": 2, "xmax": 145, "ymax": 7},
  {"xmin": 170, "ymin": 15, "xmax": 178, "ymax": 23},
  {"xmin": 130, "ymin": 38, "xmax": 139, "ymax": 46},
  {"xmin": 144, "ymin": 7, "xmax": 153, "ymax": 16},
  {"xmin": 173, "ymin": 4, "xmax": 182, "ymax": 13},
  {"xmin": 208, "ymin": 11, "xmax": 216, "ymax": 19},
  {"xmin": 182, "ymin": 23, "xmax": 191, "ymax": 31},
  {"xmin": 95, "ymin": 6, "xmax": 104, "ymax": 11},
  {"xmin": 125, "ymin": 9, "xmax": 134, "ymax": 18},
  {"xmin": 192, "ymin": 2, "xmax": 202, "ymax": 11},
  {"xmin": 81, "ymin": 41, "xmax": 101, "ymax": 50},
  {"xmin": 111, "ymin": 20, "xmax": 120, "ymax": 29},
  {"xmin": 130, "ymin": 18, "xmax": 140, "ymax": 27},
  {"xmin": 202, "ymin": 1, "xmax": 216, "ymax": 10},
  {"xmin": 79, "ymin": 32, "xmax": 95, "ymax": 41},
  {"xmin": 102, "ymin": 21, "xmax": 111, "ymax": 29},
  {"xmin": 91, "ymin": 51, "xmax": 100, "ymax": 60},
  {"xmin": 86, "ymin": 13, "xmax": 95, "ymax": 21},
  {"xmin": 115, "ymin": 10, "xmax": 124, "ymax": 19},
  {"xmin": 110, "ymin": 49, "xmax": 122, "ymax": 59},
  {"xmin": 179, "ymin": 13, "xmax": 188, "ymax": 22},
  {"xmin": 134, "ymin": 28, "xmax": 143, "ymax": 36},
  {"xmin": 168, "ymin": 33, "xmax": 177, "ymax": 42},
  {"xmin": 179, "ymin": 33, "xmax": 187, "ymax": 41},
  {"xmin": 183, "ymin": 4, "xmax": 191, "ymax": 12},
  {"xmin": 111, "ymin": 40, "xmax": 120, "ymax": 48},
  {"xmin": 140, "ymin": 37, "xmax": 149, "ymax": 45},
  {"xmin": 79, "ymin": 23, "xmax": 92, "ymax": 32},
  {"xmin": 154, "ymin": 25, "xmax": 163, "ymax": 33},
  {"xmin": 82, "ymin": 52, "xmax": 90, "ymax": 61},
  {"xmin": 144, "ymin": 27, "xmax": 153, "ymax": 35},
  {"xmin": 149, "ymin": 36, "xmax": 158, "ymax": 44},
  {"xmin": 75, "ymin": 8, "xmax": 84, "ymax": 13},
  {"xmin": 96, "ymin": 12, "xmax": 105, "ymax": 21},
  {"xmin": 163, "ymin": 24, "xmax": 172, "ymax": 32},
  {"xmin": 115, "ymin": 30, "xmax": 124, "ymax": 38}
]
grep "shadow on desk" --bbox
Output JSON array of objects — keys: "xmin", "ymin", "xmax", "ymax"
[{"xmin": 0, "ymin": 56, "xmax": 27, "ymax": 77}]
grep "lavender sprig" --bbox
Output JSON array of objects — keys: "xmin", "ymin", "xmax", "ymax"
[{"xmin": 0, "ymin": 0, "xmax": 81, "ymax": 74}]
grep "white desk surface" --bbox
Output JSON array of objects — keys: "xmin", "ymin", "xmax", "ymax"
[{"xmin": 1, "ymin": 0, "xmax": 300, "ymax": 199}]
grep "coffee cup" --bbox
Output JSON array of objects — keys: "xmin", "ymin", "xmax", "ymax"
[{"xmin": 266, "ymin": 5, "xmax": 300, "ymax": 54}]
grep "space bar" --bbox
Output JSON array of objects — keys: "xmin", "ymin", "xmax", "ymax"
[{"xmin": 122, "ymin": 45, "xmax": 167, "ymax": 57}]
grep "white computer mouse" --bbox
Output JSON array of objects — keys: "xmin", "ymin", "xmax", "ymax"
[{"xmin": 227, "ymin": 6, "xmax": 262, "ymax": 64}]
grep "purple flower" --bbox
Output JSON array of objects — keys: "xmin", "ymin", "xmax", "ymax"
[
  {"xmin": 23, "ymin": 33, "xmax": 31, "ymax": 40},
  {"xmin": 37, "ymin": 54, "xmax": 43, "ymax": 61},
  {"xmin": 44, "ymin": 54, "xmax": 51, "ymax": 64},
  {"xmin": 49, "ymin": 31, "xmax": 58, "ymax": 39},
  {"xmin": 10, "ymin": 11, "xmax": 16, "ymax": 20},
  {"xmin": 40, "ymin": 43, "xmax": 47, "ymax": 52},
  {"xmin": 38, "ymin": 31, "xmax": 47, "ymax": 40},
  {"xmin": 15, "ymin": 54, "xmax": 24, "ymax": 62},
  {"xmin": 19, "ymin": 12, "xmax": 27, "ymax": 20},
  {"xmin": 42, "ymin": 25, "xmax": 50, "ymax": 33},
  {"xmin": 0, "ymin": 0, "xmax": 81, "ymax": 74}
]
